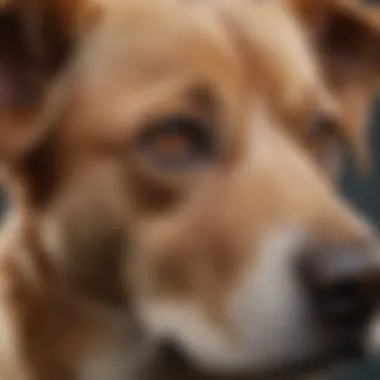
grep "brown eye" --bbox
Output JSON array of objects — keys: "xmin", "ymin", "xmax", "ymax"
[
  {"xmin": 137, "ymin": 115, "xmax": 215, "ymax": 168},
  {"xmin": 308, "ymin": 116, "xmax": 337, "ymax": 139}
]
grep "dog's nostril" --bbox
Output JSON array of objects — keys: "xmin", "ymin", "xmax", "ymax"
[
  {"xmin": 320, "ymin": 279, "xmax": 375, "ymax": 325},
  {"xmin": 158, "ymin": 339, "xmax": 191, "ymax": 371},
  {"xmin": 298, "ymin": 243, "xmax": 380, "ymax": 329}
]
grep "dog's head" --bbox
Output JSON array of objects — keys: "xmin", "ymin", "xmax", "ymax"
[{"xmin": 2, "ymin": 0, "xmax": 380, "ymax": 378}]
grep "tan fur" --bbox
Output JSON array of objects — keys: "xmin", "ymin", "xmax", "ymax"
[{"xmin": 0, "ymin": 0, "xmax": 380, "ymax": 379}]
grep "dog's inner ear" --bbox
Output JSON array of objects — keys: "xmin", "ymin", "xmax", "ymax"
[
  {"xmin": 323, "ymin": 7, "xmax": 380, "ymax": 87},
  {"xmin": 290, "ymin": 0, "xmax": 380, "ymax": 85},
  {"xmin": 0, "ymin": 1, "xmax": 86, "ymax": 162},
  {"xmin": 0, "ymin": 9, "xmax": 39, "ymax": 109},
  {"xmin": 0, "ymin": 2, "xmax": 76, "ymax": 107}
]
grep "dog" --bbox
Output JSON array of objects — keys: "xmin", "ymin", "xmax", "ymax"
[{"xmin": 1, "ymin": 0, "xmax": 380, "ymax": 379}]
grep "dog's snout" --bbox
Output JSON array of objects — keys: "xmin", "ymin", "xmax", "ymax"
[{"xmin": 298, "ymin": 242, "xmax": 380, "ymax": 329}]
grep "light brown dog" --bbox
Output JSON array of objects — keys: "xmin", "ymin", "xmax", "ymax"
[{"xmin": 1, "ymin": 0, "xmax": 380, "ymax": 379}]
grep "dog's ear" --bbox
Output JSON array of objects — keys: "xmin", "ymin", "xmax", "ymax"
[
  {"xmin": 217, "ymin": 0, "xmax": 380, "ymax": 173},
  {"xmin": 0, "ymin": 0, "xmax": 96, "ymax": 163},
  {"xmin": 288, "ymin": 0, "xmax": 380, "ymax": 171},
  {"xmin": 289, "ymin": 0, "xmax": 380, "ymax": 84}
]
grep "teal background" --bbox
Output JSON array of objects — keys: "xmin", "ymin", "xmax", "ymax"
[
  {"xmin": 332, "ymin": 100, "xmax": 380, "ymax": 378},
  {"xmin": 0, "ymin": 186, "xmax": 7, "ymax": 219},
  {"xmin": 340, "ymin": 97, "xmax": 380, "ymax": 226},
  {"xmin": 334, "ymin": 0, "xmax": 380, "ymax": 376}
]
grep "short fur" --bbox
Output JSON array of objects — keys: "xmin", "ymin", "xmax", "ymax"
[{"xmin": 1, "ymin": 0, "xmax": 380, "ymax": 379}]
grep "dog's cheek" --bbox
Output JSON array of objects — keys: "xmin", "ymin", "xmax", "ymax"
[{"xmin": 315, "ymin": 145, "xmax": 345, "ymax": 179}]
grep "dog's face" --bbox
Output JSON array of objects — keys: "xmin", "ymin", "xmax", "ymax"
[{"xmin": 2, "ymin": 0, "xmax": 380, "ymax": 378}]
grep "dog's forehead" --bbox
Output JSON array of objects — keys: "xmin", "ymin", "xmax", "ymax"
[
  {"xmin": 62, "ymin": 1, "xmax": 245, "ymax": 131},
  {"xmin": 103, "ymin": 6, "xmax": 244, "ymax": 81},
  {"xmin": 60, "ymin": 0, "xmax": 333, "ymax": 140}
]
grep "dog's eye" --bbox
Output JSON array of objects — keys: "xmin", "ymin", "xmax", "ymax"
[
  {"xmin": 137, "ymin": 115, "xmax": 214, "ymax": 168},
  {"xmin": 308, "ymin": 116, "xmax": 336, "ymax": 139}
]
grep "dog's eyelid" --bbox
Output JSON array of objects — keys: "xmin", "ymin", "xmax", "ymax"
[{"xmin": 187, "ymin": 83, "xmax": 220, "ymax": 123}]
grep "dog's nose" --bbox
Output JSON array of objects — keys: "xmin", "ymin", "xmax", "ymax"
[{"xmin": 298, "ymin": 242, "xmax": 380, "ymax": 329}]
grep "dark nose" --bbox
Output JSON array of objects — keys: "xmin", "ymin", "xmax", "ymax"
[{"xmin": 298, "ymin": 242, "xmax": 380, "ymax": 329}]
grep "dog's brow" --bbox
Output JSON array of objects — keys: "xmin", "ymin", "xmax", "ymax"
[{"xmin": 187, "ymin": 84, "xmax": 218, "ymax": 119}]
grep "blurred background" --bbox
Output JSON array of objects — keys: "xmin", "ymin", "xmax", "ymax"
[
  {"xmin": 0, "ymin": 183, "xmax": 7, "ymax": 219},
  {"xmin": 333, "ymin": 0, "xmax": 380, "ymax": 377},
  {"xmin": 330, "ymin": 97, "xmax": 380, "ymax": 380},
  {"xmin": 340, "ymin": 97, "xmax": 380, "ymax": 228},
  {"xmin": 1, "ymin": 1, "xmax": 380, "ymax": 379}
]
